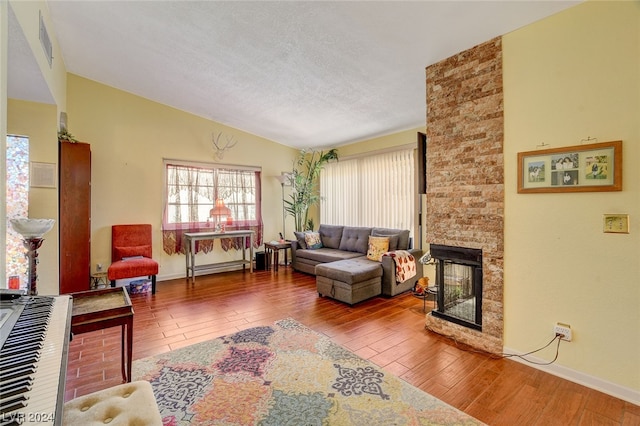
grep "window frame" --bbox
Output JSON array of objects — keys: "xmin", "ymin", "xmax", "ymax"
[{"xmin": 162, "ymin": 159, "xmax": 262, "ymax": 231}]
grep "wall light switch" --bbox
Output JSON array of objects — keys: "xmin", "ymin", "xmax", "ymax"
[{"xmin": 603, "ymin": 214, "xmax": 629, "ymax": 234}]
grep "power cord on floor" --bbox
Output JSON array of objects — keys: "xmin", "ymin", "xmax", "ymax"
[
  {"xmin": 500, "ymin": 334, "xmax": 562, "ymax": 365},
  {"xmin": 424, "ymin": 324, "xmax": 564, "ymax": 366}
]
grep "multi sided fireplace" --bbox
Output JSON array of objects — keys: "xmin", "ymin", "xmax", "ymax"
[{"xmin": 430, "ymin": 244, "xmax": 483, "ymax": 331}]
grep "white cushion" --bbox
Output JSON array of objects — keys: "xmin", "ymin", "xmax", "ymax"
[{"xmin": 63, "ymin": 381, "xmax": 162, "ymax": 425}]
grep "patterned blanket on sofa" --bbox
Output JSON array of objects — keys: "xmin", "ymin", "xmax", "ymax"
[{"xmin": 382, "ymin": 250, "xmax": 417, "ymax": 283}]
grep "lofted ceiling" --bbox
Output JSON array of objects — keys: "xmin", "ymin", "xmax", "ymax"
[{"xmin": 9, "ymin": 1, "xmax": 580, "ymax": 149}]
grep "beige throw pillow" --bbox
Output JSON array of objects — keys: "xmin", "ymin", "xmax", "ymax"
[
  {"xmin": 304, "ymin": 231, "xmax": 323, "ymax": 249},
  {"xmin": 367, "ymin": 236, "xmax": 390, "ymax": 262}
]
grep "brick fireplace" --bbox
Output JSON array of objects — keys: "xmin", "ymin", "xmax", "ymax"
[{"xmin": 424, "ymin": 37, "xmax": 504, "ymax": 353}]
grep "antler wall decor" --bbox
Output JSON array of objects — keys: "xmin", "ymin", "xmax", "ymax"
[{"xmin": 212, "ymin": 131, "xmax": 238, "ymax": 160}]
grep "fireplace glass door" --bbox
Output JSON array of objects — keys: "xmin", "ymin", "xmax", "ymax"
[
  {"xmin": 440, "ymin": 261, "xmax": 476, "ymax": 323},
  {"xmin": 431, "ymin": 245, "xmax": 482, "ymax": 330}
]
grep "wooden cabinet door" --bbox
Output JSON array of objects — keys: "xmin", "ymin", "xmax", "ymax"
[{"xmin": 59, "ymin": 141, "xmax": 91, "ymax": 293}]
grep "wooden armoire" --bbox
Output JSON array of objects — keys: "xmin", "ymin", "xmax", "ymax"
[{"xmin": 59, "ymin": 141, "xmax": 91, "ymax": 294}]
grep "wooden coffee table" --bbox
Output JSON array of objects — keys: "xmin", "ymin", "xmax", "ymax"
[{"xmin": 70, "ymin": 287, "xmax": 134, "ymax": 382}]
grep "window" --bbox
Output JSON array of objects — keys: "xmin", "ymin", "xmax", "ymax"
[
  {"xmin": 162, "ymin": 160, "xmax": 263, "ymax": 254},
  {"xmin": 320, "ymin": 148, "xmax": 415, "ymax": 236},
  {"xmin": 6, "ymin": 136, "xmax": 29, "ymax": 289}
]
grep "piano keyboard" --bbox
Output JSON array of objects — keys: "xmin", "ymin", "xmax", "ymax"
[{"xmin": 0, "ymin": 296, "xmax": 72, "ymax": 426}]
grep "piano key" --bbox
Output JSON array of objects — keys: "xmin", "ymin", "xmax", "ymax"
[
  {"xmin": 0, "ymin": 393, "xmax": 29, "ymax": 410},
  {"xmin": 0, "ymin": 355, "xmax": 39, "ymax": 372},
  {"xmin": 4, "ymin": 334, "xmax": 39, "ymax": 345},
  {"xmin": 1, "ymin": 343, "xmax": 43, "ymax": 359}
]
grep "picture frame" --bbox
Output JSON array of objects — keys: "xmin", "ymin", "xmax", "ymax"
[{"xmin": 517, "ymin": 141, "xmax": 622, "ymax": 193}]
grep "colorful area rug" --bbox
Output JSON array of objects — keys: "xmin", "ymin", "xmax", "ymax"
[{"xmin": 133, "ymin": 318, "xmax": 483, "ymax": 425}]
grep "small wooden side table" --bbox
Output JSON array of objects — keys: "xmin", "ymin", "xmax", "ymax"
[
  {"xmin": 264, "ymin": 241, "xmax": 292, "ymax": 271},
  {"xmin": 70, "ymin": 287, "xmax": 134, "ymax": 383},
  {"xmin": 90, "ymin": 271, "xmax": 109, "ymax": 289}
]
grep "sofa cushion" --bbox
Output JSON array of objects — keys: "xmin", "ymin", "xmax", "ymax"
[
  {"xmin": 318, "ymin": 224, "xmax": 344, "ymax": 249},
  {"xmin": 63, "ymin": 381, "xmax": 162, "ymax": 426},
  {"xmin": 296, "ymin": 248, "xmax": 363, "ymax": 263},
  {"xmin": 108, "ymin": 257, "xmax": 158, "ymax": 281},
  {"xmin": 366, "ymin": 236, "xmax": 389, "ymax": 262},
  {"xmin": 294, "ymin": 231, "xmax": 307, "ymax": 249},
  {"xmin": 339, "ymin": 227, "xmax": 372, "ymax": 254},
  {"xmin": 115, "ymin": 245, "xmax": 152, "ymax": 260},
  {"xmin": 372, "ymin": 228, "xmax": 410, "ymax": 250},
  {"xmin": 315, "ymin": 258, "xmax": 382, "ymax": 284},
  {"xmin": 371, "ymin": 230, "xmax": 399, "ymax": 251},
  {"xmin": 304, "ymin": 231, "xmax": 323, "ymax": 249}
]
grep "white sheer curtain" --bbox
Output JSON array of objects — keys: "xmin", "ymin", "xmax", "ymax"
[{"xmin": 320, "ymin": 148, "xmax": 415, "ymax": 234}]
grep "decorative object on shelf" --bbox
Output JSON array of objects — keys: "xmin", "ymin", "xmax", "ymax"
[
  {"xmin": 211, "ymin": 131, "xmax": 238, "ymax": 160},
  {"xmin": 58, "ymin": 128, "xmax": 78, "ymax": 143},
  {"xmin": 284, "ymin": 148, "xmax": 338, "ymax": 233},
  {"xmin": 9, "ymin": 218, "xmax": 55, "ymax": 295},
  {"xmin": 517, "ymin": 140, "xmax": 622, "ymax": 193},
  {"xmin": 418, "ymin": 251, "xmax": 434, "ymax": 265},
  {"xmin": 274, "ymin": 172, "xmax": 292, "ymax": 240},
  {"xmin": 59, "ymin": 111, "xmax": 68, "ymax": 131}
]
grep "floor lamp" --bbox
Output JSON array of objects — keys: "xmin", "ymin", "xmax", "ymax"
[
  {"xmin": 9, "ymin": 218, "xmax": 55, "ymax": 295},
  {"xmin": 274, "ymin": 173, "xmax": 289, "ymax": 241}
]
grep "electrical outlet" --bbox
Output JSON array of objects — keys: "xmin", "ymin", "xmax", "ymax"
[
  {"xmin": 554, "ymin": 322, "xmax": 572, "ymax": 342},
  {"xmin": 96, "ymin": 263, "xmax": 103, "ymax": 272}
]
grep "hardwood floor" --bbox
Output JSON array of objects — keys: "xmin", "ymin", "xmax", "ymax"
[{"xmin": 65, "ymin": 267, "xmax": 640, "ymax": 425}]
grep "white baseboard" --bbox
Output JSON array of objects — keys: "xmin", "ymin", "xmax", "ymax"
[
  {"xmin": 158, "ymin": 272, "xmax": 183, "ymax": 281},
  {"xmin": 503, "ymin": 346, "xmax": 640, "ymax": 405},
  {"xmin": 157, "ymin": 265, "xmax": 247, "ymax": 282}
]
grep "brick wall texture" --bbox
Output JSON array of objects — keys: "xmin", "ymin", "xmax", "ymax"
[{"xmin": 425, "ymin": 37, "xmax": 504, "ymax": 353}]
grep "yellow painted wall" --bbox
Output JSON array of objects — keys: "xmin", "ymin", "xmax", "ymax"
[
  {"xmin": 7, "ymin": 99, "xmax": 59, "ymax": 295},
  {"xmin": 66, "ymin": 74, "xmax": 298, "ymax": 280},
  {"xmin": 503, "ymin": 0, "xmax": 639, "ymax": 396}
]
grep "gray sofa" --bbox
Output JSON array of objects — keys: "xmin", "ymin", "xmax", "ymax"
[{"xmin": 290, "ymin": 224, "xmax": 423, "ymax": 300}]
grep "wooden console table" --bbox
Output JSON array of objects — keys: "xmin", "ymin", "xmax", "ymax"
[
  {"xmin": 185, "ymin": 230, "xmax": 254, "ymax": 282},
  {"xmin": 70, "ymin": 287, "xmax": 134, "ymax": 383}
]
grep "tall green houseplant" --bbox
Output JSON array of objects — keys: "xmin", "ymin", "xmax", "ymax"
[{"xmin": 284, "ymin": 148, "xmax": 338, "ymax": 233}]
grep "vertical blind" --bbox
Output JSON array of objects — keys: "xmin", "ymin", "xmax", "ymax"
[{"xmin": 320, "ymin": 149, "xmax": 415, "ymax": 235}]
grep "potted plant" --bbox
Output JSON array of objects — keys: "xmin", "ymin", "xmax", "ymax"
[
  {"xmin": 284, "ymin": 148, "xmax": 338, "ymax": 233},
  {"xmin": 58, "ymin": 129, "xmax": 78, "ymax": 143}
]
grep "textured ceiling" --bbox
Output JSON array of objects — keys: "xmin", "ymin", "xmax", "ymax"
[{"xmin": 10, "ymin": 1, "xmax": 580, "ymax": 149}]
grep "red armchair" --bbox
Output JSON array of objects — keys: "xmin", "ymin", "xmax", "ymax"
[{"xmin": 107, "ymin": 224, "xmax": 158, "ymax": 294}]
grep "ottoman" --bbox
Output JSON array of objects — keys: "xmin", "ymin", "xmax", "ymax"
[
  {"xmin": 316, "ymin": 258, "xmax": 382, "ymax": 305},
  {"xmin": 63, "ymin": 381, "xmax": 162, "ymax": 425}
]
